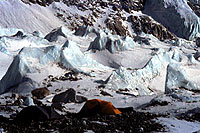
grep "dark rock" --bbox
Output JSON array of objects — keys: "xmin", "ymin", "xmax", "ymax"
[
  {"xmin": 128, "ymin": 15, "xmax": 177, "ymax": 41},
  {"xmin": 179, "ymin": 108, "xmax": 200, "ymax": 122},
  {"xmin": 188, "ymin": 1, "xmax": 200, "ymax": 17},
  {"xmin": 106, "ymin": 18, "xmax": 129, "ymax": 37},
  {"xmin": 13, "ymin": 98, "xmax": 24, "ymax": 106},
  {"xmin": 31, "ymin": 87, "xmax": 50, "ymax": 99},
  {"xmin": 32, "ymin": 31, "xmax": 41, "ymax": 37},
  {"xmin": 15, "ymin": 106, "xmax": 60, "ymax": 122},
  {"xmin": 52, "ymin": 88, "xmax": 87, "ymax": 104},
  {"xmin": 134, "ymin": 35, "xmax": 151, "ymax": 45},
  {"xmin": 51, "ymin": 102, "xmax": 63, "ymax": 110},
  {"xmin": 64, "ymin": 71, "xmax": 80, "ymax": 81},
  {"xmin": 12, "ymin": 93, "xmax": 19, "ymax": 100},
  {"xmin": 119, "ymin": 0, "xmax": 146, "ymax": 12},
  {"xmin": 194, "ymin": 51, "xmax": 200, "ymax": 60},
  {"xmin": 12, "ymin": 31, "xmax": 25, "ymax": 38},
  {"xmin": 0, "ymin": 110, "xmax": 164, "ymax": 132},
  {"xmin": 100, "ymin": 90, "xmax": 113, "ymax": 97},
  {"xmin": 196, "ymin": 37, "xmax": 200, "ymax": 47},
  {"xmin": 74, "ymin": 25, "xmax": 96, "ymax": 37},
  {"xmin": 0, "ymin": 115, "xmax": 9, "ymax": 122},
  {"xmin": 22, "ymin": 0, "xmax": 58, "ymax": 6}
]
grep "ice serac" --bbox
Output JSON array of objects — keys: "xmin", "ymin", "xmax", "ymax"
[
  {"xmin": 166, "ymin": 63, "xmax": 200, "ymax": 93},
  {"xmin": 88, "ymin": 30, "xmax": 137, "ymax": 53},
  {"xmin": 106, "ymin": 49, "xmax": 172, "ymax": 95},
  {"xmin": 106, "ymin": 48, "xmax": 200, "ymax": 95},
  {"xmin": 61, "ymin": 40, "xmax": 107, "ymax": 72},
  {"xmin": 0, "ymin": 45, "xmax": 60, "ymax": 94},
  {"xmin": 0, "ymin": 28, "xmax": 23, "ymax": 37},
  {"xmin": 0, "ymin": 40, "xmax": 107, "ymax": 94},
  {"xmin": 144, "ymin": 0, "xmax": 200, "ymax": 40},
  {"xmin": 0, "ymin": 33, "xmax": 50, "ymax": 55}
]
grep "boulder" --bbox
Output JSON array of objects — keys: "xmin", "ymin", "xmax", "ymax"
[
  {"xmin": 194, "ymin": 51, "xmax": 200, "ymax": 60},
  {"xmin": 144, "ymin": 0, "xmax": 200, "ymax": 40},
  {"xmin": 52, "ymin": 88, "xmax": 87, "ymax": 103},
  {"xmin": 31, "ymin": 87, "xmax": 50, "ymax": 99},
  {"xmin": 143, "ymin": 95, "xmax": 172, "ymax": 108},
  {"xmin": 15, "ymin": 106, "xmax": 60, "ymax": 122}
]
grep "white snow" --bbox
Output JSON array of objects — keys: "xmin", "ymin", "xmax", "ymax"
[
  {"xmin": 0, "ymin": 0, "xmax": 63, "ymax": 34},
  {"xmin": 158, "ymin": 117, "xmax": 200, "ymax": 133}
]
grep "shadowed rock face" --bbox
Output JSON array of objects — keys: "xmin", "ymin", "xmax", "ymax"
[
  {"xmin": 143, "ymin": 0, "xmax": 200, "ymax": 40},
  {"xmin": 106, "ymin": 17, "xmax": 129, "ymax": 37},
  {"xmin": 188, "ymin": 1, "xmax": 200, "ymax": 17},
  {"xmin": 128, "ymin": 15, "xmax": 177, "ymax": 41},
  {"xmin": 118, "ymin": 0, "xmax": 146, "ymax": 12},
  {"xmin": 22, "ymin": 0, "xmax": 146, "ymax": 11},
  {"xmin": 21, "ymin": 0, "xmax": 59, "ymax": 6}
]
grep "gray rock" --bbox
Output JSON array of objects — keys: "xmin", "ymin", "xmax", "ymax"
[
  {"xmin": 194, "ymin": 51, "xmax": 200, "ymax": 60},
  {"xmin": 52, "ymin": 88, "xmax": 87, "ymax": 103}
]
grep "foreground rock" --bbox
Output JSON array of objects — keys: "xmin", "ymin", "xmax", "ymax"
[
  {"xmin": 0, "ymin": 108, "xmax": 164, "ymax": 132},
  {"xmin": 15, "ymin": 106, "xmax": 60, "ymax": 122},
  {"xmin": 31, "ymin": 87, "xmax": 50, "ymax": 99},
  {"xmin": 52, "ymin": 88, "xmax": 87, "ymax": 104}
]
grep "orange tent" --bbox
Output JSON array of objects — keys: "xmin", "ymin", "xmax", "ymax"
[{"xmin": 79, "ymin": 99, "xmax": 121, "ymax": 115}]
